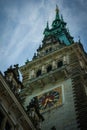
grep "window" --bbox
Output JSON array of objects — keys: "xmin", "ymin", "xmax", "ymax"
[
  {"xmin": 47, "ymin": 65, "xmax": 52, "ymax": 73},
  {"xmin": 5, "ymin": 121, "xmax": 11, "ymax": 130},
  {"xmin": 57, "ymin": 61, "xmax": 63, "ymax": 68},
  {"xmin": 49, "ymin": 47, "xmax": 52, "ymax": 51},
  {"xmin": 46, "ymin": 49, "xmax": 48, "ymax": 54},
  {"xmin": 36, "ymin": 69, "xmax": 42, "ymax": 77},
  {"xmin": 0, "ymin": 111, "xmax": 4, "ymax": 127}
]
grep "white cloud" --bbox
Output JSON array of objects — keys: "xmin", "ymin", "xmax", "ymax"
[{"xmin": 0, "ymin": 1, "xmax": 46, "ymax": 70}]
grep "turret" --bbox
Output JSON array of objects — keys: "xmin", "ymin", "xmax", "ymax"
[{"xmin": 43, "ymin": 21, "xmax": 50, "ymax": 37}]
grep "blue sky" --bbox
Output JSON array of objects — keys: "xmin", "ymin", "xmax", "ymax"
[{"xmin": 0, "ymin": 0, "xmax": 87, "ymax": 73}]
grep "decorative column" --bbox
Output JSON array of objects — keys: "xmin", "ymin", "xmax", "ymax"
[
  {"xmin": 52, "ymin": 61, "xmax": 57, "ymax": 69},
  {"xmin": 63, "ymin": 55, "xmax": 69, "ymax": 65},
  {"xmin": 42, "ymin": 65, "xmax": 46, "ymax": 73},
  {"xmin": 30, "ymin": 70, "xmax": 35, "ymax": 79}
]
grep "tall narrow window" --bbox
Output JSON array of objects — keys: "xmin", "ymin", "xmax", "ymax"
[
  {"xmin": 0, "ymin": 111, "xmax": 4, "ymax": 127},
  {"xmin": 47, "ymin": 65, "xmax": 52, "ymax": 73},
  {"xmin": 46, "ymin": 49, "xmax": 48, "ymax": 54},
  {"xmin": 49, "ymin": 47, "xmax": 52, "ymax": 52},
  {"xmin": 36, "ymin": 69, "xmax": 42, "ymax": 77},
  {"xmin": 57, "ymin": 61, "xmax": 63, "ymax": 68},
  {"xmin": 5, "ymin": 121, "xmax": 11, "ymax": 130}
]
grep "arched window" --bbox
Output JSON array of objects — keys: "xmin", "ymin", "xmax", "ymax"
[
  {"xmin": 47, "ymin": 65, "xmax": 52, "ymax": 73},
  {"xmin": 36, "ymin": 69, "xmax": 42, "ymax": 77},
  {"xmin": 57, "ymin": 61, "xmax": 63, "ymax": 68}
]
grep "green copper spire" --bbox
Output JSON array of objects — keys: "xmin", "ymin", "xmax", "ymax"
[
  {"xmin": 43, "ymin": 6, "xmax": 73, "ymax": 45},
  {"xmin": 43, "ymin": 21, "xmax": 50, "ymax": 36},
  {"xmin": 61, "ymin": 15, "xmax": 64, "ymax": 22},
  {"xmin": 52, "ymin": 5, "xmax": 61, "ymax": 28},
  {"xmin": 55, "ymin": 5, "xmax": 60, "ymax": 20}
]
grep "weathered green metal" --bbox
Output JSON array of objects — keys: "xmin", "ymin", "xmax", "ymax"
[
  {"xmin": 43, "ymin": 21, "xmax": 50, "ymax": 36},
  {"xmin": 55, "ymin": 4, "xmax": 60, "ymax": 20},
  {"xmin": 43, "ymin": 5, "xmax": 74, "ymax": 45}
]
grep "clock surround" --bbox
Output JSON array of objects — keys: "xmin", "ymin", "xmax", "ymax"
[{"xmin": 37, "ymin": 86, "xmax": 62, "ymax": 113}]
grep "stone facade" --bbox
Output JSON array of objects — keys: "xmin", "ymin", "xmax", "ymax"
[
  {"xmin": 20, "ymin": 41, "xmax": 87, "ymax": 130},
  {"xmin": 20, "ymin": 6, "xmax": 87, "ymax": 130}
]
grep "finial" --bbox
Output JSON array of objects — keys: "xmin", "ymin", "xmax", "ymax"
[
  {"xmin": 55, "ymin": 5, "xmax": 60, "ymax": 19},
  {"xmin": 78, "ymin": 36, "xmax": 81, "ymax": 43},
  {"xmin": 43, "ymin": 21, "xmax": 49, "ymax": 35},
  {"xmin": 46, "ymin": 21, "xmax": 49, "ymax": 29},
  {"xmin": 25, "ymin": 59, "xmax": 29, "ymax": 64},
  {"xmin": 56, "ymin": 4, "xmax": 59, "ymax": 13},
  {"xmin": 67, "ymin": 28, "xmax": 69, "ymax": 33}
]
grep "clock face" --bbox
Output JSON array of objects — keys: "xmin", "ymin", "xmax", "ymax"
[{"xmin": 37, "ymin": 87, "xmax": 62, "ymax": 113}]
